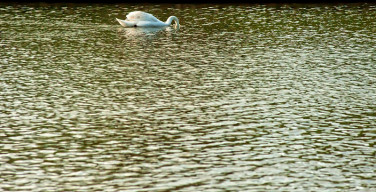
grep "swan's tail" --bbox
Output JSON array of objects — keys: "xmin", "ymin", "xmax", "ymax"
[{"xmin": 116, "ymin": 18, "xmax": 131, "ymax": 27}]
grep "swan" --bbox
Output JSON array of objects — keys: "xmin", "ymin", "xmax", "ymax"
[{"xmin": 116, "ymin": 11, "xmax": 179, "ymax": 28}]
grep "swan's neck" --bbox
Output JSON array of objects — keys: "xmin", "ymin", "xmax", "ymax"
[{"xmin": 165, "ymin": 16, "xmax": 179, "ymax": 28}]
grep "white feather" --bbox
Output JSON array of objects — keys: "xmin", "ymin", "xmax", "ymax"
[{"xmin": 116, "ymin": 11, "xmax": 179, "ymax": 28}]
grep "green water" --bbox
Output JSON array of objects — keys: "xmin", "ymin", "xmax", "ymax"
[{"xmin": 1, "ymin": 3, "xmax": 376, "ymax": 191}]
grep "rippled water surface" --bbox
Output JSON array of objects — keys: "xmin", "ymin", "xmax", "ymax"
[{"xmin": 1, "ymin": 3, "xmax": 376, "ymax": 191}]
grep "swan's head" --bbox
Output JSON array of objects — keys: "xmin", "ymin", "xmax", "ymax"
[{"xmin": 167, "ymin": 16, "xmax": 180, "ymax": 29}]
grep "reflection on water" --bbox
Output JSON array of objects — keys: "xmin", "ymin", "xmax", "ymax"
[
  {"xmin": 121, "ymin": 27, "xmax": 167, "ymax": 35},
  {"xmin": 1, "ymin": 3, "xmax": 376, "ymax": 191},
  {"xmin": 118, "ymin": 26, "xmax": 177, "ymax": 43}
]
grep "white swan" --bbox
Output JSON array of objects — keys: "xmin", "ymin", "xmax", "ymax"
[{"xmin": 116, "ymin": 11, "xmax": 179, "ymax": 28}]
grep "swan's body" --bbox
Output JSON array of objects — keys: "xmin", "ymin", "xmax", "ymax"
[{"xmin": 116, "ymin": 11, "xmax": 179, "ymax": 28}]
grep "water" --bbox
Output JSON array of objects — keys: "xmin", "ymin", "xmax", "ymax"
[{"xmin": 1, "ymin": 3, "xmax": 376, "ymax": 191}]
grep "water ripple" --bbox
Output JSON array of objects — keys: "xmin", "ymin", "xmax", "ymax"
[{"xmin": 1, "ymin": 3, "xmax": 376, "ymax": 191}]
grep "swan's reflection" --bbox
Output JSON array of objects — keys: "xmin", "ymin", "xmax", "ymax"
[
  {"xmin": 124, "ymin": 27, "xmax": 165, "ymax": 35},
  {"xmin": 119, "ymin": 26, "xmax": 176, "ymax": 38}
]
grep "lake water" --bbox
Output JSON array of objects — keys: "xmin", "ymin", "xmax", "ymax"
[{"xmin": 1, "ymin": 2, "xmax": 376, "ymax": 191}]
